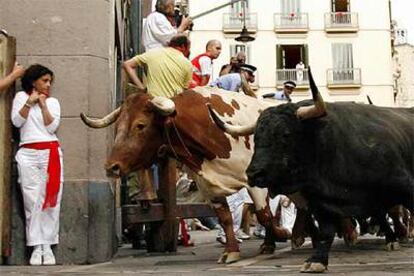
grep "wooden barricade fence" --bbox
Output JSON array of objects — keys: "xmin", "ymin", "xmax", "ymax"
[
  {"xmin": 116, "ymin": 0, "xmax": 215, "ymax": 253},
  {"xmin": 122, "ymin": 158, "xmax": 216, "ymax": 252},
  {"xmin": 0, "ymin": 33, "xmax": 16, "ymax": 261}
]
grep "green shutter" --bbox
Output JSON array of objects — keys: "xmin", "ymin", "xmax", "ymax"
[{"xmin": 276, "ymin": 45, "xmax": 283, "ymax": 69}]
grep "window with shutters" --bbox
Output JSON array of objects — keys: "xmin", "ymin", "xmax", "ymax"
[
  {"xmin": 223, "ymin": 0, "xmax": 257, "ymax": 32},
  {"xmin": 230, "ymin": 44, "xmax": 250, "ymax": 63},
  {"xmin": 274, "ymin": 0, "xmax": 308, "ymax": 32},
  {"xmin": 325, "ymin": 0, "xmax": 358, "ymax": 32},
  {"xmin": 275, "ymin": 44, "xmax": 309, "ymax": 87},
  {"xmin": 328, "ymin": 43, "xmax": 361, "ymax": 86}
]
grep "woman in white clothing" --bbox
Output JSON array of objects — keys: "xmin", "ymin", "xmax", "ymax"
[{"xmin": 11, "ymin": 64, "xmax": 63, "ymax": 266}]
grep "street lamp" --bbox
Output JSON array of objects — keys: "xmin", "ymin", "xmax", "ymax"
[
  {"xmin": 189, "ymin": 0, "xmax": 255, "ymax": 42},
  {"xmin": 235, "ymin": 0, "xmax": 255, "ymax": 42}
]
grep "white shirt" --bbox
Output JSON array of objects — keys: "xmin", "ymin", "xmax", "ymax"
[
  {"xmin": 142, "ymin": 11, "xmax": 177, "ymax": 52},
  {"xmin": 199, "ymin": 56, "xmax": 213, "ymax": 76},
  {"xmin": 11, "ymin": 91, "xmax": 60, "ymax": 146}
]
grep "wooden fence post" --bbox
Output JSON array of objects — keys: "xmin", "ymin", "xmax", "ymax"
[
  {"xmin": 145, "ymin": 159, "xmax": 179, "ymax": 252},
  {"xmin": 0, "ymin": 33, "xmax": 16, "ymax": 261}
]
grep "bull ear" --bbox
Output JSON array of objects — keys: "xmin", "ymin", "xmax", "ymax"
[{"xmin": 150, "ymin": 96, "xmax": 176, "ymax": 116}]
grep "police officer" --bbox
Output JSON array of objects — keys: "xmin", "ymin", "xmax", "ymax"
[{"xmin": 263, "ymin": 80, "xmax": 296, "ymax": 102}]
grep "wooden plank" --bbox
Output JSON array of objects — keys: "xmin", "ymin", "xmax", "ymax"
[
  {"xmin": 0, "ymin": 34, "xmax": 16, "ymax": 259},
  {"xmin": 115, "ymin": 0, "xmax": 124, "ymax": 59},
  {"xmin": 146, "ymin": 159, "xmax": 179, "ymax": 252}
]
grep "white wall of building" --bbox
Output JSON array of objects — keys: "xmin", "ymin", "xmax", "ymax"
[
  {"xmin": 188, "ymin": 0, "xmax": 394, "ymax": 106},
  {"xmin": 395, "ymin": 44, "xmax": 414, "ymax": 107}
]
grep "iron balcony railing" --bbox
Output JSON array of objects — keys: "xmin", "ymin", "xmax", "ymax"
[
  {"xmin": 325, "ymin": 12, "xmax": 358, "ymax": 31},
  {"xmin": 274, "ymin": 13, "xmax": 309, "ymax": 31},
  {"xmin": 276, "ymin": 68, "xmax": 309, "ymax": 87},
  {"xmin": 327, "ymin": 68, "xmax": 361, "ymax": 86},
  {"xmin": 222, "ymin": 13, "xmax": 258, "ymax": 31}
]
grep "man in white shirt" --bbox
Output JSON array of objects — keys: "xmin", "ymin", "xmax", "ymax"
[
  {"xmin": 191, "ymin": 40, "xmax": 222, "ymax": 87},
  {"xmin": 296, "ymin": 61, "xmax": 305, "ymax": 84},
  {"xmin": 143, "ymin": 0, "xmax": 192, "ymax": 52}
]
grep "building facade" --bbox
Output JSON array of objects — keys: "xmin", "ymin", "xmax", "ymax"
[
  {"xmin": 394, "ymin": 43, "xmax": 414, "ymax": 107},
  {"xmin": 187, "ymin": 0, "xmax": 394, "ymax": 106}
]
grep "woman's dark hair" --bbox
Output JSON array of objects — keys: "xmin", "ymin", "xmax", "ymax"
[
  {"xmin": 21, "ymin": 64, "xmax": 54, "ymax": 93},
  {"xmin": 168, "ymin": 35, "xmax": 190, "ymax": 48}
]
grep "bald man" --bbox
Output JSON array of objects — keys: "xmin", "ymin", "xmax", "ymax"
[{"xmin": 191, "ymin": 40, "xmax": 222, "ymax": 87}]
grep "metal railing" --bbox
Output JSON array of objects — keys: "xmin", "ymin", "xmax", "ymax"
[
  {"xmin": 274, "ymin": 13, "xmax": 309, "ymax": 31},
  {"xmin": 327, "ymin": 68, "xmax": 361, "ymax": 86},
  {"xmin": 325, "ymin": 12, "xmax": 358, "ymax": 30},
  {"xmin": 276, "ymin": 68, "xmax": 309, "ymax": 86},
  {"xmin": 223, "ymin": 13, "xmax": 258, "ymax": 31}
]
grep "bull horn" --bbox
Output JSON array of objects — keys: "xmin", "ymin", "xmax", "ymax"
[
  {"xmin": 80, "ymin": 107, "xmax": 121, "ymax": 128},
  {"xmin": 296, "ymin": 66, "xmax": 327, "ymax": 120},
  {"xmin": 150, "ymin": 96, "xmax": 176, "ymax": 116},
  {"xmin": 207, "ymin": 104, "xmax": 256, "ymax": 136},
  {"xmin": 367, "ymin": 95, "xmax": 374, "ymax": 105}
]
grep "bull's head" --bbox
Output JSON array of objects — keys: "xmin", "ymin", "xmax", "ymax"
[
  {"xmin": 80, "ymin": 93, "xmax": 175, "ymax": 177},
  {"xmin": 209, "ymin": 67, "xmax": 327, "ymax": 195}
]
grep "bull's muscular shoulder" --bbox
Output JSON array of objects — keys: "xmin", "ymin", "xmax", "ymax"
[{"xmin": 172, "ymin": 88, "xmax": 265, "ymax": 169}]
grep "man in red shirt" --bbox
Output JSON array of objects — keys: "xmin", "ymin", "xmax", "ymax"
[{"xmin": 191, "ymin": 40, "xmax": 222, "ymax": 87}]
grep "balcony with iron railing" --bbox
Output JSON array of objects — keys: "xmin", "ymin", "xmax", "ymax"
[
  {"xmin": 327, "ymin": 68, "xmax": 361, "ymax": 88},
  {"xmin": 325, "ymin": 12, "xmax": 359, "ymax": 32},
  {"xmin": 276, "ymin": 68, "xmax": 309, "ymax": 89},
  {"xmin": 274, "ymin": 13, "xmax": 309, "ymax": 33},
  {"xmin": 222, "ymin": 13, "xmax": 258, "ymax": 33}
]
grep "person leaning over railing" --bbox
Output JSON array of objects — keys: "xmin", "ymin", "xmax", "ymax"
[{"xmin": 11, "ymin": 64, "xmax": 63, "ymax": 266}]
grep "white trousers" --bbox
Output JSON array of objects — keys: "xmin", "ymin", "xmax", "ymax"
[
  {"xmin": 16, "ymin": 147, "xmax": 63, "ymax": 246},
  {"xmin": 217, "ymin": 188, "xmax": 247, "ymax": 236}
]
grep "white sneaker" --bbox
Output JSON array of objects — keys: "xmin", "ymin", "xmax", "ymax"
[
  {"xmin": 236, "ymin": 230, "xmax": 251, "ymax": 240},
  {"xmin": 43, "ymin": 250, "xmax": 56, "ymax": 265},
  {"xmin": 253, "ymin": 229, "xmax": 266, "ymax": 239},
  {"xmin": 29, "ymin": 250, "xmax": 42, "ymax": 266},
  {"xmin": 216, "ymin": 235, "xmax": 243, "ymax": 244}
]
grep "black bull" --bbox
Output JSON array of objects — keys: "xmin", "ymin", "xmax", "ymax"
[
  {"xmin": 248, "ymin": 80, "xmax": 414, "ymax": 272},
  {"xmin": 211, "ymin": 68, "xmax": 414, "ymax": 273}
]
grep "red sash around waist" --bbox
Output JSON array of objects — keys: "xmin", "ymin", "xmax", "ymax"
[{"xmin": 22, "ymin": 141, "xmax": 61, "ymax": 210}]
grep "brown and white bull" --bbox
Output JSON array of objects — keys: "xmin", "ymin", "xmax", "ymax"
[{"xmin": 80, "ymin": 87, "xmax": 291, "ymax": 264}]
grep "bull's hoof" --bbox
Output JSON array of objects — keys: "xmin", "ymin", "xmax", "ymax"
[
  {"xmin": 344, "ymin": 233, "xmax": 358, "ymax": 247},
  {"xmin": 259, "ymin": 243, "xmax": 275, "ymax": 254},
  {"xmin": 225, "ymin": 252, "xmax": 241, "ymax": 264},
  {"xmin": 292, "ymin": 237, "xmax": 305, "ymax": 249},
  {"xmin": 217, "ymin": 252, "xmax": 228, "ymax": 264},
  {"xmin": 300, "ymin": 261, "xmax": 327, "ymax": 273},
  {"xmin": 368, "ymin": 225, "xmax": 380, "ymax": 235},
  {"xmin": 385, "ymin": 241, "xmax": 400, "ymax": 251}
]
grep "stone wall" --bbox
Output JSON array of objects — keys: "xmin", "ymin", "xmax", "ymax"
[{"xmin": 0, "ymin": 0, "xmax": 117, "ymax": 264}]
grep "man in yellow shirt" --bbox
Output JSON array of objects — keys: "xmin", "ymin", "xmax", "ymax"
[{"xmin": 123, "ymin": 35, "xmax": 192, "ymax": 98}]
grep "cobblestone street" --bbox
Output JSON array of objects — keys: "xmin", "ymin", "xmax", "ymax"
[{"xmin": 1, "ymin": 230, "xmax": 412, "ymax": 275}]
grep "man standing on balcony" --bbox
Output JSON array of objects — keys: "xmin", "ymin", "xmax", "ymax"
[
  {"xmin": 191, "ymin": 40, "xmax": 222, "ymax": 87},
  {"xmin": 296, "ymin": 61, "xmax": 305, "ymax": 84},
  {"xmin": 262, "ymin": 80, "xmax": 296, "ymax": 102}
]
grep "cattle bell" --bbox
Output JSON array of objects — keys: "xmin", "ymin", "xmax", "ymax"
[{"xmin": 235, "ymin": 26, "xmax": 255, "ymax": 42}]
